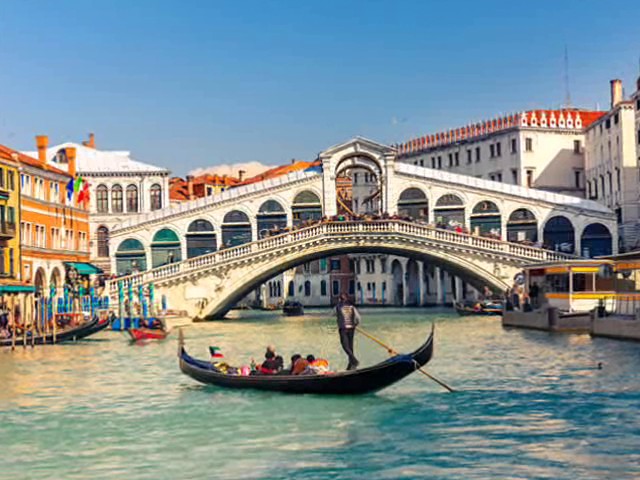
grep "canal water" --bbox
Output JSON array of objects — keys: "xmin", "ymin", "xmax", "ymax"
[{"xmin": 1, "ymin": 308, "xmax": 639, "ymax": 479}]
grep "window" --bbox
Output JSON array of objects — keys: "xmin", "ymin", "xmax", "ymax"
[
  {"xmin": 489, "ymin": 144, "xmax": 495, "ymax": 158},
  {"xmin": 511, "ymin": 169, "xmax": 518, "ymax": 184},
  {"xmin": 96, "ymin": 185, "xmax": 109, "ymax": 213},
  {"xmin": 304, "ymin": 281, "xmax": 311, "ymax": 297},
  {"xmin": 454, "ymin": 152, "xmax": 459, "ymax": 166},
  {"xmin": 496, "ymin": 142, "xmax": 501, "ymax": 157},
  {"xmin": 332, "ymin": 280, "xmax": 340, "ymax": 296},
  {"xmin": 419, "ymin": 159, "xmax": 424, "ymax": 167},
  {"xmin": 0, "ymin": 168, "xmax": 4, "ymax": 189},
  {"xmin": 475, "ymin": 147, "xmax": 481, "ymax": 162},
  {"xmin": 496, "ymin": 172, "xmax": 502, "ymax": 182},
  {"xmin": 112, "ymin": 185, "xmax": 123, "ymax": 213},
  {"xmin": 320, "ymin": 280, "xmax": 327, "ymax": 296},
  {"xmin": 614, "ymin": 113, "xmax": 619, "ymax": 125},
  {"xmin": 431, "ymin": 157, "xmax": 436, "ymax": 169},
  {"xmin": 616, "ymin": 168, "xmax": 621, "ymax": 190},
  {"xmin": 126, "ymin": 185, "xmax": 138, "ymax": 212},
  {"xmin": 380, "ymin": 258, "xmax": 387, "ymax": 273},
  {"xmin": 466, "ymin": 150, "xmax": 472, "ymax": 164},
  {"xmin": 21, "ymin": 174, "xmax": 31, "ymax": 194},
  {"xmin": 367, "ymin": 282, "xmax": 372, "ymax": 291},
  {"xmin": 574, "ymin": 171, "xmax": 581, "ymax": 189},
  {"xmin": 303, "ymin": 262, "xmax": 310, "ymax": 273},
  {"xmin": 510, "ymin": 138, "xmax": 517, "ymax": 153},
  {"xmin": 319, "ymin": 258, "xmax": 328, "ymax": 273},
  {"xmin": 330, "ymin": 259, "xmax": 341, "ymax": 271},
  {"xmin": 525, "ymin": 138, "xmax": 533, "ymax": 152},
  {"xmin": 9, "ymin": 248, "xmax": 13, "ymax": 276},
  {"xmin": 526, "ymin": 170, "xmax": 534, "ymax": 188},
  {"xmin": 353, "ymin": 173, "xmax": 358, "ymax": 184},
  {"xmin": 366, "ymin": 259, "xmax": 374, "ymax": 273},
  {"xmin": 348, "ymin": 280, "xmax": 355, "ymax": 295},
  {"xmin": 607, "ymin": 172, "xmax": 612, "ymax": 194},
  {"xmin": 573, "ymin": 140, "xmax": 581, "ymax": 154},
  {"xmin": 606, "ymin": 119, "xmax": 611, "ymax": 129},
  {"xmin": 97, "ymin": 226, "xmax": 109, "ymax": 257},
  {"xmin": 448, "ymin": 153, "xmax": 453, "ymax": 167},
  {"xmin": 150, "ymin": 184, "xmax": 162, "ymax": 211},
  {"xmin": 437, "ymin": 156, "xmax": 442, "ymax": 169}
]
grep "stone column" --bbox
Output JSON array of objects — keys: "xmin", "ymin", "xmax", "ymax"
[
  {"xmin": 435, "ymin": 266, "xmax": 442, "ymax": 305},
  {"xmin": 455, "ymin": 276, "xmax": 463, "ymax": 302},
  {"xmin": 418, "ymin": 261, "xmax": 425, "ymax": 305}
]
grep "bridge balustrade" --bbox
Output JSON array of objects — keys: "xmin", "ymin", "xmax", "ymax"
[{"xmin": 108, "ymin": 220, "xmax": 574, "ymax": 297}]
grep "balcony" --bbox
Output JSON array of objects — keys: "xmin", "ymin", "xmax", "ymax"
[{"xmin": 0, "ymin": 222, "xmax": 16, "ymax": 238}]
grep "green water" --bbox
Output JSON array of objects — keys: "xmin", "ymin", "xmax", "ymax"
[{"xmin": 1, "ymin": 308, "xmax": 639, "ymax": 479}]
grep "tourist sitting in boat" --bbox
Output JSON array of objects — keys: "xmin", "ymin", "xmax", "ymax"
[
  {"xmin": 291, "ymin": 355, "xmax": 310, "ymax": 375},
  {"xmin": 257, "ymin": 351, "xmax": 283, "ymax": 374},
  {"xmin": 287, "ymin": 354, "xmax": 302, "ymax": 374},
  {"xmin": 301, "ymin": 355, "xmax": 331, "ymax": 375}
]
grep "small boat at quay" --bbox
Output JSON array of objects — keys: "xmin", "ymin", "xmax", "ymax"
[
  {"xmin": 178, "ymin": 325, "xmax": 434, "ymax": 395},
  {"xmin": 455, "ymin": 301, "xmax": 503, "ymax": 316},
  {"xmin": 282, "ymin": 301, "xmax": 304, "ymax": 317},
  {"xmin": 0, "ymin": 316, "xmax": 109, "ymax": 348},
  {"xmin": 127, "ymin": 327, "xmax": 169, "ymax": 342}
]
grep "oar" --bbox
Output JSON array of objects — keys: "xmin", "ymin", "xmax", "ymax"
[{"xmin": 355, "ymin": 326, "xmax": 455, "ymax": 393}]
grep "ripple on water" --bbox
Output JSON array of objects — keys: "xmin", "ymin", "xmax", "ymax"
[{"xmin": 1, "ymin": 309, "xmax": 640, "ymax": 480}]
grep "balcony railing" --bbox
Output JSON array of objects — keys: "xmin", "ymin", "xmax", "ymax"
[{"xmin": 0, "ymin": 222, "xmax": 16, "ymax": 237}]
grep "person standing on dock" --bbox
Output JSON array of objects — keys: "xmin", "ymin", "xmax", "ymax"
[{"xmin": 335, "ymin": 293, "xmax": 361, "ymax": 370}]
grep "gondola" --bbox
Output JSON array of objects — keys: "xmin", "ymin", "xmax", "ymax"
[
  {"xmin": 0, "ymin": 316, "xmax": 109, "ymax": 348},
  {"xmin": 178, "ymin": 325, "xmax": 434, "ymax": 395},
  {"xmin": 127, "ymin": 327, "xmax": 169, "ymax": 342},
  {"xmin": 282, "ymin": 301, "xmax": 304, "ymax": 317},
  {"xmin": 454, "ymin": 301, "xmax": 503, "ymax": 316}
]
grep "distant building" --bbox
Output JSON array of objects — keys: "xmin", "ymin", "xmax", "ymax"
[
  {"xmin": 25, "ymin": 134, "xmax": 170, "ymax": 273},
  {"xmin": 0, "ymin": 147, "xmax": 21, "ymax": 284},
  {"xmin": 396, "ymin": 109, "xmax": 605, "ymax": 197},
  {"xmin": 585, "ymin": 80, "xmax": 640, "ymax": 251},
  {"xmin": 169, "ymin": 173, "xmax": 240, "ymax": 202}
]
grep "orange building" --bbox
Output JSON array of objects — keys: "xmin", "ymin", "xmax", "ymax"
[{"xmin": 15, "ymin": 137, "xmax": 91, "ymax": 295}]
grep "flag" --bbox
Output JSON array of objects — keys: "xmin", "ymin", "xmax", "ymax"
[
  {"xmin": 209, "ymin": 346, "xmax": 224, "ymax": 358},
  {"xmin": 74, "ymin": 176, "xmax": 84, "ymax": 192},
  {"xmin": 78, "ymin": 181, "xmax": 90, "ymax": 205},
  {"xmin": 66, "ymin": 178, "xmax": 74, "ymax": 201}
]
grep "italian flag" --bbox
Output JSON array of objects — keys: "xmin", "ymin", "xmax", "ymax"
[{"xmin": 209, "ymin": 346, "xmax": 224, "ymax": 358}]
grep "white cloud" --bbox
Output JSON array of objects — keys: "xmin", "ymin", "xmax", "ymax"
[{"xmin": 188, "ymin": 161, "xmax": 275, "ymax": 178}]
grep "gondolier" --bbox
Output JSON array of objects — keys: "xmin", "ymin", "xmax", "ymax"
[{"xmin": 335, "ymin": 293, "xmax": 361, "ymax": 370}]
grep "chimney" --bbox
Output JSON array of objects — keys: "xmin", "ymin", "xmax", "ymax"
[
  {"xmin": 238, "ymin": 170, "xmax": 246, "ymax": 182},
  {"xmin": 186, "ymin": 175, "xmax": 194, "ymax": 200},
  {"xmin": 291, "ymin": 158, "xmax": 296, "ymax": 164},
  {"xmin": 35, "ymin": 135, "xmax": 48, "ymax": 164},
  {"xmin": 66, "ymin": 147, "xmax": 77, "ymax": 178},
  {"xmin": 610, "ymin": 79, "xmax": 623, "ymax": 108}
]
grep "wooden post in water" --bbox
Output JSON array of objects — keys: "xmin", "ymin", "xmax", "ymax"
[
  {"xmin": 11, "ymin": 294, "xmax": 16, "ymax": 351},
  {"xmin": 22, "ymin": 294, "xmax": 27, "ymax": 348},
  {"xmin": 31, "ymin": 296, "xmax": 36, "ymax": 348}
]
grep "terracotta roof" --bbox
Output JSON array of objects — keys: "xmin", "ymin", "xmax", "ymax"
[
  {"xmin": 169, "ymin": 173, "xmax": 242, "ymax": 201},
  {"xmin": 0, "ymin": 144, "xmax": 70, "ymax": 176},
  {"xmin": 397, "ymin": 109, "xmax": 607, "ymax": 156},
  {"xmin": 238, "ymin": 160, "xmax": 321, "ymax": 185}
]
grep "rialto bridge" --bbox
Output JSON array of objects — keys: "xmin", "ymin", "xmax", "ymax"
[{"xmin": 108, "ymin": 137, "xmax": 617, "ymax": 318}]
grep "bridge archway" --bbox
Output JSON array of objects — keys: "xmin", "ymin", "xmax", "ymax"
[
  {"xmin": 186, "ymin": 219, "xmax": 217, "ymax": 259},
  {"xmin": 397, "ymin": 188, "xmax": 428, "ymax": 220},
  {"xmin": 257, "ymin": 200, "xmax": 287, "ymax": 238},
  {"xmin": 581, "ymin": 223, "xmax": 612, "ymax": 257},
  {"xmin": 334, "ymin": 152, "xmax": 384, "ymax": 215},
  {"xmin": 151, "ymin": 228, "xmax": 182, "ymax": 268},
  {"xmin": 194, "ymin": 241, "xmax": 510, "ymax": 319},
  {"xmin": 507, "ymin": 208, "xmax": 538, "ymax": 243},
  {"xmin": 470, "ymin": 201, "xmax": 501, "ymax": 236},
  {"xmin": 115, "ymin": 238, "xmax": 147, "ymax": 275},
  {"xmin": 292, "ymin": 191, "xmax": 322, "ymax": 226},
  {"xmin": 222, "ymin": 210, "xmax": 252, "ymax": 247},
  {"xmin": 543, "ymin": 216, "xmax": 575, "ymax": 253}
]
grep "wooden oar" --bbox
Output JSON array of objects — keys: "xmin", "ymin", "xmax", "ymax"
[{"xmin": 355, "ymin": 326, "xmax": 455, "ymax": 393}]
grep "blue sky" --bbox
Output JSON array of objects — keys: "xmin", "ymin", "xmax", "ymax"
[{"xmin": 0, "ymin": 0, "xmax": 639, "ymax": 175}]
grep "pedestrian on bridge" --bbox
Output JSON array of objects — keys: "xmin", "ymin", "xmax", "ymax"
[{"xmin": 335, "ymin": 293, "xmax": 361, "ymax": 371}]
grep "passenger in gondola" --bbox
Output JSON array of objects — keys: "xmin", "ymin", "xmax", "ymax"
[
  {"xmin": 258, "ymin": 350, "xmax": 281, "ymax": 374},
  {"xmin": 288, "ymin": 354, "xmax": 302, "ymax": 373},
  {"xmin": 291, "ymin": 355, "xmax": 309, "ymax": 375},
  {"xmin": 303, "ymin": 355, "xmax": 330, "ymax": 375}
]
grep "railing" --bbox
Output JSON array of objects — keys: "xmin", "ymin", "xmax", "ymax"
[
  {"xmin": 0, "ymin": 222, "xmax": 16, "ymax": 237},
  {"xmin": 108, "ymin": 220, "xmax": 575, "ymax": 297}
]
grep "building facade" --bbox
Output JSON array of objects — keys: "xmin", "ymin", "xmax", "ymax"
[
  {"xmin": 10, "ymin": 139, "xmax": 90, "ymax": 294},
  {"xmin": 0, "ymin": 147, "xmax": 21, "ymax": 283},
  {"xmin": 25, "ymin": 134, "xmax": 170, "ymax": 273},
  {"xmin": 585, "ymin": 80, "xmax": 640, "ymax": 251},
  {"xmin": 396, "ymin": 109, "xmax": 605, "ymax": 197}
]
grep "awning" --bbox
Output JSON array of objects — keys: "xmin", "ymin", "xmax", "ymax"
[
  {"xmin": 64, "ymin": 262, "xmax": 103, "ymax": 275},
  {"xmin": 0, "ymin": 285, "xmax": 35, "ymax": 294}
]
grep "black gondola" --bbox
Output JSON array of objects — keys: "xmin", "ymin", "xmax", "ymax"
[
  {"xmin": 178, "ymin": 325, "xmax": 434, "ymax": 395},
  {"xmin": 282, "ymin": 301, "xmax": 304, "ymax": 317},
  {"xmin": 0, "ymin": 316, "xmax": 109, "ymax": 348}
]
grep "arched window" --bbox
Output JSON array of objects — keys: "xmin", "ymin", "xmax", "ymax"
[
  {"xmin": 150, "ymin": 184, "xmax": 162, "ymax": 211},
  {"xmin": 115, "ymin": 238, "xmax": 147, "ymax": 275},
  {"xmin": 543, "ymin": 216, "xmax": 575, "ymax": 253},
  {"xmin": 507, "ymin": 208, "xmax": 538, "ymax": 243},
  {"xmin": 470, "ymin": 201, "xmax": 501, "ymax": 237},
  {"xmin": 581, "ymin": 223, "xmax": 612, "ymax": 257},
  {"xmin": 222, "ymin": 210, "xmax": 252, "ymax": 247},
  {"xmin": 292, "ymin": 190, "xmax": 322, "ymax": 227},
  {"xmin": 97, "ymin": 226, "xmax": 109, "ymax": 258},
  {"xmin": 434, "ymin": 194, "xmax": 465, "ymax": 227},
  {"xmin": 96, "ymin": 185, "xmax": 109, "ymax": 213},
  {"xmin": 397, "ymin": 188, "xmax": 428, "ymax": 220},
  {"xmin": 288, "ymin": 281, "xmax": 295, "ymax": 297},
  {"xmin": 126, "ymin": 185, "xmax": 139, "ymax": 213},
  {"xmin": 257, "ymin": 200, "xmax": 287, "ymax": 238},
  {"xmin": 320, "ymin": 280, "xmax": 327, "ymax": 296},
  {"xmin": 304, "ymin": 280, "xmax": 311, "ymax": 297},
  {"xmin": 151, "ymin": 228, "xmax": 182, "ymax": 268},
  {"xmin": 112, "ymin": 185, "xmax": 123, "ymax": 213},
  {"xmin": 186, "ymin": 219, "xmax": 217, "ymax": 258}
]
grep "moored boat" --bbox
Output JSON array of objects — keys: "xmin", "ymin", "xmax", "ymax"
[
  {"xmin": 455, "ymin": 301, "xmax": 503, "ymax": 316},
  {"xmin": 0, "ymin": 316, "xmax": 109, "ymax": 348},
  {"xmin": 283, "ymin": 301, "xmax": 304, "ymax": 317},
  {"xmin": 178, "ymin": 325, "xmax": 434, "ymax": 395},
  {"xmin": 127, "ymin": 327, "xmax": 169, "ymax": 341}
]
